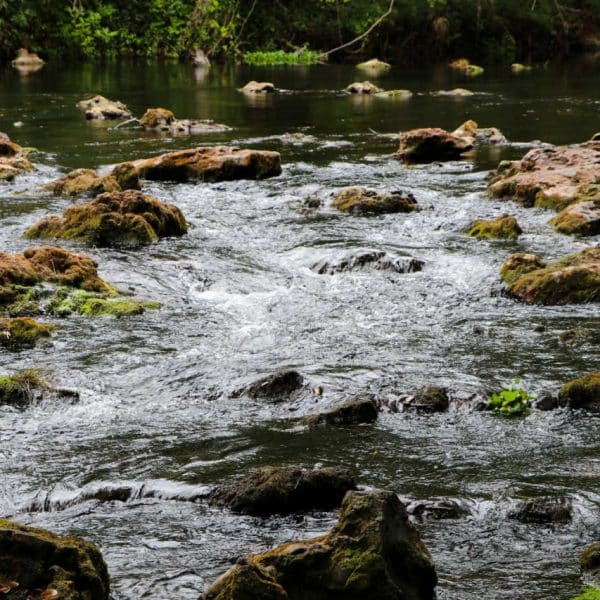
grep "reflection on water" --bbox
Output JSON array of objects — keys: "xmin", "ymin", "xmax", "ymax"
[{"xmin": 0, "ymin": 59, "xmax": 599, "ymax": 599}]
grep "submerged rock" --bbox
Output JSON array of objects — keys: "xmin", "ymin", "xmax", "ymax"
[
  {"xmin": 356, "ymin": 58, "xmax": 391, "ymax": 75},
  {"xmin": 0, "ymin": 317, "xmax": 53, "ymax": 349},
  {"xmin": 511, "ymin": 63, "xmax": 533, "ymax": 73},
  {"xmin": 376, "ymin": 89, "xmax": 413, "ymax": 100},
  {"xmin": 500, "ymin": 247, "xmax": 600, "ymax": 305},
  {"xmin": 26, "ymin": 190, "xmax": 188, "ymax": 246},
  {"xmin": 344, "ymin": 81, "xmax": 381, "ymax": 94},
  {"xmin": 581, "ymin": 543, "xmax": 600, "ymax": 575},
  {"xmin": 138, "ymin": 107, "xmax": 230, "ymax": 135},
  {"xmin": 406, "ymin": 498, "xmax": 470, "ymax": 521},
  {"xmin": 209, "ymin": 466, "xmax": 356, "ymax": 516},
  {"xmin": 203, "ymin": 489, "xmax": 438, "ymax": 600},
  {"xmin": 305, "ymin": 396, "xmax": 379, "ymax": 427},
  {"xmin": 488, "ymin": 142, "xmax": 600, "ymax": 210},
  {"xmin": 508, "ymin": 497, "xmax": 572, "ymax": 524},
  {"xmin": 433, "ymin": 88, "xmax": 474, "ymax": 97},
  {"xmin": 0, "ymin": 133, "xmax": 33, "ymax": 181},
  {"xmin": 111, "ymin": 146, "xmax": 281, "ymax": 183},
  {"xmin": 45, "ymin": 167, "xmax": 138, "ymax": 197},
  {"xmin": 549, "ymin": 200, "xmax": 600, "ymax": 236},
  {"xmin": 385, "ymin": 386, "xmax": 450, "ymax": 414},
  {"xmin": 466, "ymin": 215, "xmax": 522, "ymax": 239},
  {"xmin": 0, "ymin": 369, "xmax": 78, "ymax": 407},
  {"xmin": 241, "ymin": 81, "xmax": 277, "ymax": 93},
  {"xmin": 395, "ymin": 127, "xmax": 472, "ymax": 163},
  {"xmin": 332, "ymin": 187, "xmax": 418, "ymax": 215},
  {"xmin": 559, "ymin": 372, "xmax": 600, "ymax": 410},
  {"xmin": 231, "ymin": 370, "xmax": 304, "ymax": 401},
  {"xmin": 77, "ymin": 95, "xmax": 131, "ymax": 120},
  {"xmin": 0, "ymin": 518, "xmax": 110, "ymax": 599},
  {"xmin": 312, "ymin": 250, "xmax": 424, "ymax": 275}
]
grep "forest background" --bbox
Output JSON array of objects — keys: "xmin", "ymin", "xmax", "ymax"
[{"xmin": 2, "ymin": 0, "xmax": 600, "ymax": 64}]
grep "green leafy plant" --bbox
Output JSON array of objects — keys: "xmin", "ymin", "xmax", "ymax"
[
  {"xmin": 489, "ymin": 379, "xmax": 535, "ymax": 415},
  {"xmin": 243, "ymin": 49, "xmax": 322, "ymax": 65}
]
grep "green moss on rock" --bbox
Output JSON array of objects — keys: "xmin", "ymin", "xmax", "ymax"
[
  {"xmin": 45, "ymin": 168, "xmax": 122, "ymax": 197},
  {"xmin": 559, "ymin": 372, "xmax": 600, "ymax": 410},
  {"xmin": 549, "ymin": 199, "xmax": 600, "ymax": 236},
  {"xmin": 26, "ymin": 190, "xmax": 187, "ymax": 247},
  {"xmin": 499, "ymin": 253, "xmax": 547, "ymax": 284},
  {"xmin": 0, "ymin": 317, "xmax": 53, "ymax": 349},
  {"xmin": 0, "ymin": 369, "xmax": 49, "ymax": 406},
  {"xmin": 0, "ymin": 517, "xmax": 110, "ymax": 599},
  {"xmin": 466, "ymin": 215, "xmax": 522, "ymax": 239},
  {"xmin": 572, "ymin": 588, "xmax": 600, "ymax": 600},
  {"xmin": 332, "ymin": 187, "xmax": 418, "ymax": 215}
]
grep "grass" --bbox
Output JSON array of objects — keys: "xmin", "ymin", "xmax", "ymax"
[{"xmin": 243, "ymin": 49, "xmax": 323, "ymax": 66}]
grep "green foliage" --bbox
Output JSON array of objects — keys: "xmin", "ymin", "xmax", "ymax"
[
  {"xmin": 572, "ymin": 588, "xmax": 600, "ymax": 600},
  {"xmin": 243, "ymin": 50, "xmax": 322, "ymax": 66},
  {"xmin": 489, "ymin": 379, "xmax": 535, "ymax": 415}
]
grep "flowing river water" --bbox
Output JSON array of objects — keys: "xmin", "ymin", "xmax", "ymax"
[{"xmin": 0, "ymin": 60, "xmax": 599, "ymax": 599}]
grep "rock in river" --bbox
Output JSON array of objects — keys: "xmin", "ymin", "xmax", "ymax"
[
  {"xmin": 77, "ymin": 95, "xmax": 132, "ymax": 120},
  {"xmin": 344, "ymin": 81, "xmax": 381, "ymax": 94},
  {"xmin": 0, "ymin": 368, "xmax": 78, "ymax": 407},
  {"xmin": 208, "ymin": 465, "xmax": 356, "ymax": 516},
  {"xmin": 549, "ymin": 199, "xmax": 600, "ymax": 236},
  {"xmin": 203, "ymin": 489, "xmax": 437, "ymax": 600},
  {"xmin": 500, "ymin": 247, "xmax": 600, "ymax": 305},
  {"xmin": 559, "ymin": 371, "xmax": 600, "ymax": 410},
  {"xmin": 26, "ymin": 190, "xmax": 187, "ymax": 246},
  {"xmin": 11, "ymin": 48, "xmax": 44, "ymax": 68},
  {"xmin": 110, "ymin": 146, "xmax": 281, "ymax": 183},
  {"xmin": 356, "ymin": 58, "xmax": 391, "ymax": 75},
  {"xmin": 466, "ymin": 214, "xmax": 522, "ymax": 239},
  {"xmin": 0, "ymin": 518, "xmax": 110, "ymax": 599},
  {"xmin": 508, "ymin": 496, "xmax": 572, "ymax": 524},
  {"xmin": 0, "ymin": 132, "xmax": 33, "ymax": 181},
  {"xmin": 0, "ymin": 317, "xmax": 53, "ymax": 350},
  {"xmin": 305, "ymin": 395, "xmax": 379, "ymax": 427},
  {"xmin": 395, "ymin": 127, "xmax": 472, "ymax": 163},
  {"xmin": 312, "ymin": 250, "xmax": 423, "ymax": 275},
  {"xmin": 332, "ymin": 186, "xmax": 418, "ymax": 215},
  {"xmin": 45, "ymin": 167, "xmax": 140, "ymax": 197},
  {"xmin": 488, "ymin": 141, "xmax": 600, "ymax": 210},
  {"xmin": 241, "ymin": 81, "xmax": 277, "ymax": 93},
  {"xmin": 230, "ymin": 370, "xmax": 304, "ymax": 401},
  {"xmin": 138, "ymin": 107, "xmax": 230, "ymax": 135}
]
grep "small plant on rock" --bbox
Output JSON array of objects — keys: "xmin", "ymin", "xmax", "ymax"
[{"xmin": 489, "ymin": 379, "xmax": 534, "ymax": 415}]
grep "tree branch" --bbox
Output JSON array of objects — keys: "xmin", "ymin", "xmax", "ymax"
[{"xmin": 318, "ymin": 0, "xmax": 395, "ymax": 60}]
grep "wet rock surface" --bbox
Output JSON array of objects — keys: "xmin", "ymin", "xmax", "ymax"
[
  {"xmin": 508, "ymin": 497, "xmax": 572, "ymax": 524},
  {"xmin": 138, "ymin": 107, "xmax": 230, "ymax": 135},
  {"xmin": 203, "ymin": 489, "xmax": 437, "ymax": 600},
  {"xmin": 500, "ymin": 247, "xmax": 600, "ymax": 305},
  {"xmin": 559, "ymin": 372, "xmax": 600, "ymax": 410},
  {"xmin": 111, "ymin": 146, "xmax": 282, "ymax": 182},
  {"xmin": 241, "ymin": 81, "xmax": 277, "ymax": 93},
  {"xmin": 332, "ymin": 186, "xmax": 418, "ymax": 215},
  {"xmin": 356, "ymin": 59, "xmax": 391, "ymax": 74},
  {"xmin": 208, "ymin": 466, "xmax": 356, "ymax": 516},
  {"xmin": 405, "ymin": 498, "xmax": 470, "ymax": 521},
  {"xmin": 11, "ymin": 48, "xmax": 44, "ymax": 68},
  {"xmin": 549, "ymin": 200, "xmax": 600, "ymax": 236},
  {"xmin": 77, "ymin": 95, "xmax": 131, "ymax": 120},
  {"xmin": 312, "ymin": 250, "xmax": 424, "ymax": 275},
  {"xmin": 305, "ymin": 396, "xmax": 379, "ymax": 427},
  {"xmin": 0, "ymin": 369, "xmax": 78, "ymax": 408},
  {"xmin": 488, "ymin": 142, "xmax": 600, "ymax": 210},
  {"xmin": 396, "ymin": 127, "xmax": 473, "ymax": 163},
  {"xmin": 0, "ymin": 317, "xmax": 53, "ymax": 350},
  {"xmin": 0, "ymin": 133, "xmax": 33, "ymax": 181},
  {"xmin": 26, "ymin": 190, "xmax": 188, "ymax": 246},
  {"xmin": 231, "ymin": 370, "xmax": 305, "ymax": 401},
  {"xmin": 45, "ymin": 168, "xmax": 126, "ymax": 197},
  {"xmin": 344, "ymin": 81, "xmax": 381, "ymax": 94},
  {"xmin": 0, "ymin": 518, "xmax": 110, "ymax": 599}
]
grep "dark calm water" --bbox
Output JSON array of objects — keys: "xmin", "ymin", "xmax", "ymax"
[{"xmin": 0, "ymin": 59, "xmax": 599, "ymax": 600}]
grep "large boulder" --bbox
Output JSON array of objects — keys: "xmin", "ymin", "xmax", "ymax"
[
  {"xmin": 500, "ymin": 247, "xmax": 600, "ymax": 305},
  {"xmin": 0, "ymin": 518, "xmax": 109, "ymax": 599},
  {"xmin": 209, "ymin": 466, "xmax": 356, "ymax": 516},
  {"xmin": 26, "ymin": 190, "xmax": 187, "ymax": 246},
  {"xmin": 110, "ymin": 146, "xmax": 281, "ymax": 183},
  {"xmin": 549, "ymin": 200, "xmax": 600, "ymax": 236},
  {"xmin": 332, "ymin": 187, "xmax": 418, "ymax": 215},
  {"xmin": 559, "ymin": 372, "xmax": 600, "ymax": 410},
  {"xmin": 396, "ymin": 127, "xmax": 472, "ymax": 163},
  {"xmin": 488, "ymin": 142, "xmax": 600, "ymax": 210},
  {"xmin": 0, "ymin": 133, "xmax": 33, "ymax": 181},
  {"xmin": 77, "ymin": 95, "xmax": 131, "ymax": 120},
  {"xmin": 466, "ymin": 215, "xmax": 522, "ymax": 239},
  {"xmin": 203, "ymin": 490, "xmax": 437, "ymax": 600}
]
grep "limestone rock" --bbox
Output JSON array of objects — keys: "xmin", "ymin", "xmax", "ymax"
[
  {"xmin": 549, "ymin": 200, "xmax": 600, "ymax": 236},
  {"xmin": 466, "ymin": 215, "xmax": 522, "ymax": 239},
  {"xmin": 77, "ymin": 95, "xmax": 131, "ymax": 120}
]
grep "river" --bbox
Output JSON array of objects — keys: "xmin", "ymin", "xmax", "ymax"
[{"xmin": 0, "ymin": 59, "xmax": 599, "ymax": 599}]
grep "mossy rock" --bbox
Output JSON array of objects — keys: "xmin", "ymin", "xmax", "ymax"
[
  {"xmin": 332, "ymin": 187, "xmax": 418, "ymax": 215},
  {"xmin": 503, "ymin": 247, "xmax": 600, "ymax": 305},
  {"xmin": 549, "ymin": 199, "xmax": 600, "ymax": 236},
  {"xmin": 499, "ymin": 253, "xmax": 547, "ymax": 284},
  {"xmin": 0, "ymin": 518, "xmax": 110, "ymax": 599},
  {"xmin": 573, "ymin": 588, "xmax": 600, "ymax": 600},
  {"xmin": 26, "ymin": 190, "xmax": 188, "ymax": 247},
  {"xmin": 203, "ymin": 561, "xmax": 288, "ymax": 600},
  {"xmin": 47, "ymin": 288, "xmax": 159, "ymax": 318},
  {"xmin": 0, "ymin": 369, "xmax": 49, "ymax": 406},
  {"xmin": 559, "ymin": 372, "xmax": 600, "ymax": 410},
  {"xmin": 204, "ymin": 490, "xmax": 437, "ymax": 600},
  {"xmin": 139, "ymin": 107, "xmax": 175, "ymax": 129},
  {"xmin": 208, "ymin": 466, "xmax": 356, "ymax": 516},
  {"xmin": 45, "ymin": 168, "xmax": 123, "ymax": 197},
  {"xmin": 466, "ymin": 215, "xmax": 522, "ymax": 239},
  {"xmin": 0, "ymin": 317, "xmax": 53, "ymax": 349}
]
